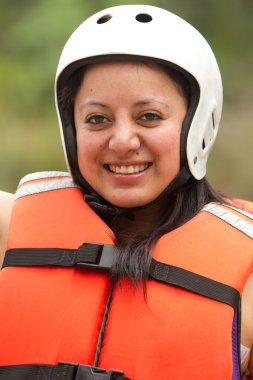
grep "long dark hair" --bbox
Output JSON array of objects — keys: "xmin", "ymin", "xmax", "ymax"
[
  {"xmin": 58, "ymin": 61, "xmax": 229, "ymax": 287},
  {"xmin": 111, "ymin": 177, "xmax": 227, "ymax": 287}
]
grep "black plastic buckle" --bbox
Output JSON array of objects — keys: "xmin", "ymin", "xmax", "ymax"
[
  {"xmin": 76, "ymin": 244, "xmax": 117, "ymax": 272},
  {"xmin": 59, "ymin": 362, "xmax": 124, "ymax": 379}
]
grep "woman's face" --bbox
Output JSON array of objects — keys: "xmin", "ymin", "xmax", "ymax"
[{"xmin": 74, "ymin": 61, "xmax": 187, "ymax": 208}]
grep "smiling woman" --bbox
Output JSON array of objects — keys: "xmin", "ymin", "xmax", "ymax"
[
  {"xmin": 0, "ymin": 4, "xmax": 253, "ymax": 380},
  {"xmin": 74, "ymin": 61, "xmax": 187, "ymax": 209}
]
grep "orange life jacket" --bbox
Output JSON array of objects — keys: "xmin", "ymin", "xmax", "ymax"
[{"xmin": 0, "ymin": 172, "xmax": 253, "ymax": 380}]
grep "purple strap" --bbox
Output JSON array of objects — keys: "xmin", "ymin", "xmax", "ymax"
[{"xmin": 231, "ymin": 311, "xmax": 241, "ymax": 380}]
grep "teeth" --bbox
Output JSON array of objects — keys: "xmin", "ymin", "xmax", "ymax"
[{"xmin": 109, "ymin": 164, "xmax": 148, "ymax": 174}]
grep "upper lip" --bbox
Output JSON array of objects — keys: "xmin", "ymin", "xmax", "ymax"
[
  {"xmin": 104, "ymin": 161, "xmax": 151, "ymax": 166},
  {"xmin": 105, "ymin": 162, "xmax": 152, "ymax": 174}
]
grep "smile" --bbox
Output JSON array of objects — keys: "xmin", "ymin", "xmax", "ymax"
[{"xmin": 108, "ymin": 163, "xmax": 149, "ymax": 174}]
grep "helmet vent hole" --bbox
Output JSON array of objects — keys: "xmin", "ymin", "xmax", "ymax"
[
  {"xmin": 97, "ymin": 14, "xmax": 112, "ymax": 24},
  {"xmin": 135, "ymin": 13, "xmax": 152, "ymax": 23},
  {"xmin": 202, "ymin": 139, "xmax": 206, "ymax": 150},
  {"xmin": 212, "ymin": 112, "xmax": 215, "ymax": 129}
]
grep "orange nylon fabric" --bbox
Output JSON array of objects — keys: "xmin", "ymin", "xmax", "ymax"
[
  {"xmin": 0, "ymin": 173, "xmax": 253, "ymax": 379},
  {"xmin": 99, "ymin": 205, "xmax": 253, "ymax": 380},
  {"xmin": 0, "ymin": 177, "xmax": 114, "ymax": 365}
]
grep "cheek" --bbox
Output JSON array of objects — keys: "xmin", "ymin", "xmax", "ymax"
[
  {"xmin": 154, "ymin": 130, "xmax": 181, "ymax": 158},
  {"xmin": 154, "ymin": 131, "xmax": 181, "ymax": 178},
  {"xmin": 76, "ymin": 132, "xmax": 93, "ymax": 168},
  {"xmin": 76, "ymin": 131, "xmax": 104, "ymax": 176}
]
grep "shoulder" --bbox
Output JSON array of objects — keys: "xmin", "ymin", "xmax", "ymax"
[
  {"xmin": 0, "ymin": 191, "xmax": 14, "ymax": 219},
  {"xmin": 228, "ymin": 198, "xmax": 253, "ymax": 214},
  {"xmin": 0, "ymin": 191, "xmax": 15, "ymax": 267}
]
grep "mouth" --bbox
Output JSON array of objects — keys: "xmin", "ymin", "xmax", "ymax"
[{"xmin": 107, "ymin": 163, "xmax": 150, "ymax": 175}]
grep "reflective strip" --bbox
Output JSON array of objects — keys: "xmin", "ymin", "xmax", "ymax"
[
  {"xmin": 202, "ymin": 203, "xmax": 253, "ymax": 239},
  {"xmin": 19, "ymin": 171, "xmax": 70, "ymax": 186},
  {"xmin": 16, "ymin": 178, "xmax": 79, "ymax": 199},
  {"xmin": 225, "ymin": 204, "xmax": 253, "ymax": 221}
]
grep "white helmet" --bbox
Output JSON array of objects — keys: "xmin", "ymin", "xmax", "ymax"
[{"xmin": 55, "ymin": 4, "xmax": 222, "ymax": 184}]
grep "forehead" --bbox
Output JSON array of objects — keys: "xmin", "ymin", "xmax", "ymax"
[
  {"xmin": 77, "ymin": 60, "xmax": 185, "ymax": 101},
  {"xmin": 85, "ymin": 59, "xmax": 162, "ymax": 72},
  {"xmin": 83, "ymin": 60, "xmax": 169, "ymax": 82}
]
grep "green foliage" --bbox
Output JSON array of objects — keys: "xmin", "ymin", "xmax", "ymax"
[{"xmin": 1, "ymin": 0, "xmax": 253, "ymax": 199}]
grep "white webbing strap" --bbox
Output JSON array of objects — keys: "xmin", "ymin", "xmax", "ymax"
[
  {"xmin": 16, "ymin": 171, "xmax": 79, "ymax": 199},
  {"xmin": 18, "ymin": 171, "xmax": 70, "ymax": 185},
  {"xmin": 202, "ymin": 203, "xmax": 253, "ymax": 239},
  {"xmin": 225, "ymin": 204, "xmax": 253, "ymax": 221}
]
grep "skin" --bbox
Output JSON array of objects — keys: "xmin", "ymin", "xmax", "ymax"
[
  {"xmin": 74, "ymin": 60, "xmax": 253, "ymax": 376},
  {"xmin": 74, "ymin": 61, "xmax": 187, "ymax": 211},
  {"xmin": 0, "ymin": 191, "xmax": 14, "ymax": 267}
]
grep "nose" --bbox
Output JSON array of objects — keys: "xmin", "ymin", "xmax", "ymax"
[{"xmin": 108, "ymin": 121, "xmax": 141, "ymax": 156}]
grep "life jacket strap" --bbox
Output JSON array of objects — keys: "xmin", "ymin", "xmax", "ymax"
[
  {"xmin": 149, "ymin": 258, "xmax": 240, "ymax": 311},
  {"xmin": 2, "ymin": 243, "xmax": 117, "ymax": 272},
  {"xmin": 3, "ymin": 245, "xmax": 240, "ymax": 310},
  {"xmin": 0, "ymin": 362, "xmax": 130, "ymax": 380}
]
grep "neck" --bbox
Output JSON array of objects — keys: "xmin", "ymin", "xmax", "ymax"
[{"xmin": 110, "ymin": 197, "xmax": 169, "ymax": 242}]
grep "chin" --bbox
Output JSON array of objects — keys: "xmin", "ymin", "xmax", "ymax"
[{"xmin": 108, "ymin": 199, "xmax": 150, "ymax": 209}]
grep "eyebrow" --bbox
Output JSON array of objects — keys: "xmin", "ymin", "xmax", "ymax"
[
  {"xmin": 79, "ymin": 98, "xmax": 170, "ymax": 112},
  {"xmin": 134, "ymin": 98, "xmax": 170, "ymax": 109},
  {"xmin": 79, "ymin": 101, "xmax": 109, "ymax": 112}
]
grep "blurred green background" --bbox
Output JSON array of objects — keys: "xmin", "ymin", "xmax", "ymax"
[{"xmin": 1, "ymin": 0, "xmax": 252, "ymax": 199}]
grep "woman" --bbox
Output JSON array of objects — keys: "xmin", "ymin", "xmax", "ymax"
[{"xmin": 0, "ymin": 5, "xmax": 253, "ymax": 379}]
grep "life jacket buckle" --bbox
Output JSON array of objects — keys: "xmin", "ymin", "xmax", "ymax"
[
  {"xmin": 75, "ymin": 243, "xmax": 117, "ymax": 272},
  {"xmin": 59, "ymin": 362, "xmax": 125, "ymax": 379}
]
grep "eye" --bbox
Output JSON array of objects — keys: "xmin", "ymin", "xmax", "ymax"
[
  {"xmin": 139, "ymin": 112, "xmax": 161, "ymax": 122},
  {"xmin": 85, "ymin": 114, "xmax": 110, "ymax": 125}
]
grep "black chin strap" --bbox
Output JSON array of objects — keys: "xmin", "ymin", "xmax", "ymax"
[
  {"xmin": 84, "ymin": 165, "xmax": 191, "ymax": 220},
  {"xmin": 84, "ymin": 193, "xmax": 135, "ymax": 220}
]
